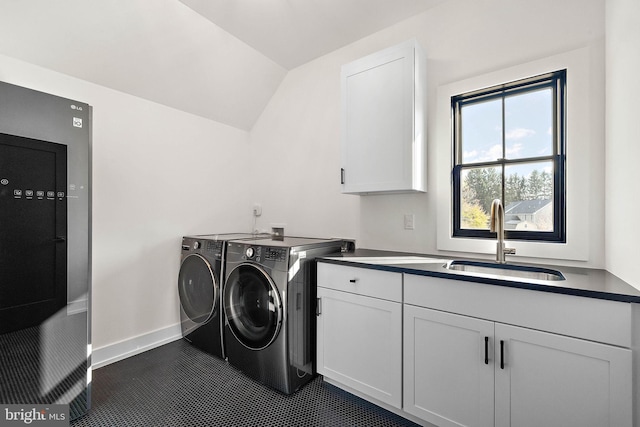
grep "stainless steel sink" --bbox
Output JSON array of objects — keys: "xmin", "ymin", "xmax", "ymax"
[{"xmin": 444, "ymin": 260, "xmax": 566, "ymax": 281}]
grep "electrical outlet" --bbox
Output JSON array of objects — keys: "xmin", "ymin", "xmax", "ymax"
[
  {"xmin": 404, "ymin": 214, "xmax": 415, "ymax": 230},
  {"xmin": 253, "ymin": 203, "xmax": 262, "ymax": 217}
]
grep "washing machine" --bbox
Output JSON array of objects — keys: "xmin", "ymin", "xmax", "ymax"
[
  {"xmin": 178, "ymin": 233, "xmax": 268, "ymax": 358},
  {"xmin": 223, "ymin": 236, "xmax": 346, "ymax": 394}
]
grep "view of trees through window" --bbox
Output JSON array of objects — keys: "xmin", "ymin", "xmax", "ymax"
[{"xmin": 461, "ymin": 166, "xmax": 554, "ymax": 231}]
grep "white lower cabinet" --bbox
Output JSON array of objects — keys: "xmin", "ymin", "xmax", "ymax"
[
  {"xmin": 404, "ymin": 304, "xmax": 633, "ymax": 427},
  {"xmin": 317, "ymin": 265, "xmax": 634, "ymax": 427},
  {"xmin": 316, "ymin": 263, "xmax": 402, "ymax": 408},
  {"xmin": 404, "ymin": 305, "xmax": 495, "ymax": 427},
  {"xmin": 494, "ymin": 323, "xmax": 631, "ymax": 427}
]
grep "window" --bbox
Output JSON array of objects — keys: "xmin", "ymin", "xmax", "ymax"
[{"xmin": 451, "ymin": 70, "xmax": 566, "ymax": 242}]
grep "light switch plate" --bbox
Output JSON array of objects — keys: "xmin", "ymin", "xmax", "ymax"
[{"xmin": 404, "ymin": 214, "xmax": 415, "ymax": 230}]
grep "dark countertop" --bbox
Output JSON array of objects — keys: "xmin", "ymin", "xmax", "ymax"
[{"xmin": 319, "ymin": 248, "xmax": 640, "ymax": 304}]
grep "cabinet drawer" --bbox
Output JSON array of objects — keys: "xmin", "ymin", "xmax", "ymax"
[{"xmin": 317, "ymin": 262, "xmax": 402, "ymax": 302}]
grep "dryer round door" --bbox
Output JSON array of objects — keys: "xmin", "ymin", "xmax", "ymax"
[
  {"xmin": 224, "ymin": 263, "xmax": 282, "ymax": 350},
  {"xmin": 178, "ymin": 254, "xmax": 217, "ymax": 324}
]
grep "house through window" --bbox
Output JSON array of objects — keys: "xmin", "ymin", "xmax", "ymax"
[{"xmin": 451, "ymin": 70, "xmax": 566, "ymax": 242}]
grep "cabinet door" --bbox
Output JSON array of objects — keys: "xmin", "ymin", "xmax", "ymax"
[
  {"xmin": 317, "ymin": 287, "xmax": 402, "ymax": 408},
  {"xmin": 404, "ymin": 305, "xmax": 495, "ymax": 427},
  {"xmin": 495, "ymin": 323, "xmax": 632, "ymax": 427},
  {"xmin": 341, "ymin": 39, "xmax": 425, "ymax": 194}
]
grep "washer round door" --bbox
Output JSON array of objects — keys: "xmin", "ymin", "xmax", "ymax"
[
  {"xmin": 178, "ymin": 254, "xmax": 217, "ymax": 325},
  {"xmin": 224, "ymin": 263, "xmax": 282, "ymax": 350}
]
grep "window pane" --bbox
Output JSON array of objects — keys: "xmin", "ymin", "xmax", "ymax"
[
  {"xmin": 460, "ymin": 166, "xmax": 501, "ymax": 230},
  {"xmin": 460, "ymin": 99, "xmax": 502, "ymax": 163},
  {"xmin": 504, "ymin": 88, "xmax": 553, "ymax": 160},
  {"xmin": 504, "ymin": 162, "xmax": 554, "ymax": 232}
]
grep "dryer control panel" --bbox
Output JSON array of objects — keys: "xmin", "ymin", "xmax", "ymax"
[{"xmin": 264, "ymin": 247, "xmax": 287, "ymax": 262}]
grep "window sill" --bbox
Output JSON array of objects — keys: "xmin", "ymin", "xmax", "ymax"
[{"xmin": 436, "ymin": 235, "xmax": 587, "ymax": 262}]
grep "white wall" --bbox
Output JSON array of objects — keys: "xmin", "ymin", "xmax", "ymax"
[
  {"xmin": 248, "ymin": 54, "xmax": 360, "ymax": 240},
  {"xmin": 605, "ymin": 0, "xmax": 640, "ymax": 290},
  {"xmin": 250, "ymin": 0, "xmax": 606, "ymax": 267},
  {"xmin": 0, "ymin": 54, "xmax": 255, "ymax": 350}
]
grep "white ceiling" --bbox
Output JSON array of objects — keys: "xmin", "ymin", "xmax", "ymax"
[
  {"xmin": 0, "ymin": 0, "xmax": 444, "ymax": 130},
  {"xmin": 179, "ymin": 0, "xmax": 445, "ymax": 70}
]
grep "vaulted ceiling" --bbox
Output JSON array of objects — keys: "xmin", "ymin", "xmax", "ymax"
[
  {"xmin": 0, "ymin": 0, "xmax": 444, "ymax": 130},
  {"xmin": 179, "ymin": 0, "xmax": 445, "ymax": 70}
]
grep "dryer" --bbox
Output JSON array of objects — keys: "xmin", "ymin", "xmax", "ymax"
[
  {"xmin": 223, "ymin": 236, "xmax": 346, "ymax": 394},
  {"xmin": 178, "ymin": 233, "xmax": 267, "ymax": 358}
]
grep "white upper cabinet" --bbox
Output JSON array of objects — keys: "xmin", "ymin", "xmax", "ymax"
[{"xmin": 341, "ymin": 39, "xmax": 426, "ymax": 194}]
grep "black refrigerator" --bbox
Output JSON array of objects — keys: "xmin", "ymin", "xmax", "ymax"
[{"xmin": 0, "ymin": 81, "xmax": 91, "ymax": 420}]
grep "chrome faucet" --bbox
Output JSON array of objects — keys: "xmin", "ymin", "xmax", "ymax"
[{"xmin": 490, "ymin": 199, "xmax": 516, "ymax": 264}]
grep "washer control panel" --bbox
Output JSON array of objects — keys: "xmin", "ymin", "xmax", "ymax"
[{"xmin": 237, "ymin": 245, "xmax": 287, "ymax": 263}]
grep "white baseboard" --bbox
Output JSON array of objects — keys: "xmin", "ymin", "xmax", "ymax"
[{"xmin": 91, "ymin": 323, "xmax": 182, "ymax": 369}]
